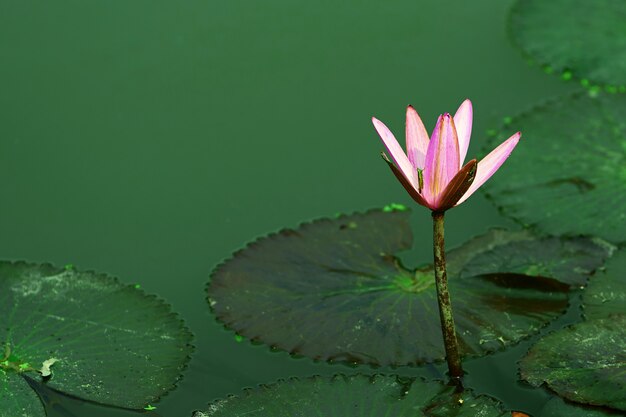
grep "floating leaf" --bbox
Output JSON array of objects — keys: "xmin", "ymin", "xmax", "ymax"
[
  {"xmin": 538, "ymin": 396, "xmax": 623, "ymax": 417},
  {"xmin": 485, "ymin": 92, "xmax": 626, "ymax": 243},
  {"xmin": 583, "ymin": 250, "xmax": 626, "ymax": 320},
  {"xmin": 208, "ymin": 209, "xmax": 608, "ymax": 366},
  {"xmin": 520, "ymin": 317, "xmax": 626, "ymax": 411},
  {"xmin": 192, "ymin": 374, "xmax": 509, "ymax": 417},
  {"xmin": 22, "ymin": 374, "xmax": 85, "ymax": 417},
  {"xmin": 445, "ymin": 229, "xmax": 532, "ymax": 276},
  {"xmin": 0, "ymin": 262, "xmax": 193, "ymax": 417},
  {"xmin": 455, "ymin": 231, "xmax": 613, "ymax": 287},
  {"xmin": 0, "ymin": 372, "xmax": 45, "ymax": 417},
  {"xmin": 509, "ymin": 0, "xmax": 626, "ymax": 87}
]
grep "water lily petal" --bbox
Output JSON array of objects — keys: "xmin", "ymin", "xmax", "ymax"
[
  {"xmin": 381, "ymin": 153, "xmax": 430, "ymax": 208},
  {"xmin": 435, "ymin": 159, "xmax": 477, "ymax": 211},
  {"xmin": 456, "ymin": 132, "xmax": 521, "ymax": 205},
  {"xmin": 372, "ymin": 117, "xmax": 417, "ymax": 186},
  {"xmin": 423, "ymin": 114, "xmax": 460, "ymax": 202},
  {"xmin": 454, "ymin": 99, "xmax": 473, "ymax": 166},
  {"xmin": 406, "ymin": 105, "xmax": 430, "ymax": 170}
]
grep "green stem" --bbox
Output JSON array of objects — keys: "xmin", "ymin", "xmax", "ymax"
[{"xmin": 432, "ymin": 211, "xmax": 463, "ymax": 380}]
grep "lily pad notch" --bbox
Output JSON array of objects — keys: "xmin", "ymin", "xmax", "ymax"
[{"xmin": 0, "ymin": 261, "xmax": 194, "ymax": 417}]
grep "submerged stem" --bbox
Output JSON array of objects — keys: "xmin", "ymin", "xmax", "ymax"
[{"xmin": 432, "ymin": 211, "xmax": 463, "ymax": 380}]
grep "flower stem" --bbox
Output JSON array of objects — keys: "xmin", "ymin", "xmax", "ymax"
[{"xmin": 432, "ymin": 211, "xmax": 463, "ymax": 380}]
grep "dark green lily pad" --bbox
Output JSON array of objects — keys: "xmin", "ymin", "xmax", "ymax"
[
  {"xmin": 509, "ymin": 0, "xmax": 626, "ymax": 87},
  {"xmin": 0, "ymin": 372, "xmax": 44, "ymax": 417},
  {"xmin": 538, "ymin": 396, "xmax": 624, "ymax": 417},
  {"xmin": 455, "ymin": 231, "xmax": 613, "ymax": 287},
  {"xmin": 520, "ymin": 316, "xmax": 626, "ymax": 411},
  {"xmin": 445, "ymin": 229, "xmax": 532, "ymax": 276},
  {"xmin": 208, "ymin": 208, "xmax": 609, "ymax": 366},
  {"xmin": 0, "ymin": 262, "xmax": 193, "ymax": 417},
  {"xmin": 485, "ymin": 92, "xmax": 626, "ymax": 243},
  {"xmin": 192, "ymin": 374, "xmax": 509, "ymax": 417},
  {"xmin": 583, "ymin": 250, "xmax": 626, "ymax": 320}
]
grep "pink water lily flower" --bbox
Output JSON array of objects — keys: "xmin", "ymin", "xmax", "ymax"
[{"xmin": 372, "ymin": 99, "xmax": 521, "ymax": 212}]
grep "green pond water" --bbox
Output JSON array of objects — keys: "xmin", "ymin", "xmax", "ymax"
[{"xmin": 0, "ymin": 0, "xmax": 591, "ymax": 416}]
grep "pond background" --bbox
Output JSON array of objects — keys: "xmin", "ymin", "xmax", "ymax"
[{"xmin": 0, "ymin": 1, "xmax": 579, "ymax": 416}]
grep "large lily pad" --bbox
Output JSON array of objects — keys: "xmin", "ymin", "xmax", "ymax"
[
  {"xmin": 484, "ymin": 92, "xmax": 626, "ymax": 243},
  {"xmin": 509, "ymin": 0, "xmax": 626, "ymax": 87},
  {"xmin": 0, "ymin": 262, "xmax": 193, "ymax": 417},
  {"xmin": 583, "ymin": 249, "xmax": 626, "ymax": 320},
  {"xmin": 538, "ymin": 397, "xmax": 623, "ymax": 417},
  {"xmin": 208, "ymin": 208, "xmax": 609, "ymax": 366},
  {"xmin": 192, "ymin": 374, "xmax": 509, "ymax": 417},
  {"xmin": 520, "ymin": 316, "xmax": 626, "ymax": 411}
]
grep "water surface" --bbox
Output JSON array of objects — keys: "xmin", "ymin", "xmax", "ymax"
[{"xmin": 0, "ymin": 1, "xmax": 576, "ymax": 416}]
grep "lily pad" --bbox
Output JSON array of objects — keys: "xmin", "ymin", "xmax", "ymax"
[
  {"xmin": 509, "ymin": 0, "xmax": 626, "ymax": 87},
  {"xmin": 0, "ymin": 372, "xmax": 44, "ymax": 417},
  {"xmin": 538, "ymin": 396, "xmax": 623, "ymax": 417},
  {"xmin": 208, "ymin": 208, "xmax": 608, "ymax": 366},
  {"xmin": 454, "ymin": 231, "xmax": 613, "ymax": 287},
  {"xmin": 0, "ymin": 261, "xmax": 193, "ymax": 417},
  {"xmin": 520, "ymin": 317, "xmax": 626, "ymax": 411},
  {"xmin": 583, "ymin": 249, "xmax": 626, "ymax": 320},
  {"xmin": 484, "ymin": 92, "xmax": 626, "ymax": 243},
  {"xmin": 192, "ymin": 374, "xmax": 510, "ymax": 417}
]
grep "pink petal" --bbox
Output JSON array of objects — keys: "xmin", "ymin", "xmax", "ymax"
[
  {"xmin": 453, "ymin": 99, "xmax": 473, "ymax": 166},
  {"xmin": 423, "ymin": 114, "xmax": 460, "ymax": 204},
  {"xmin": 456, "ymin": 132, "xmax": 521, "ymax": 205},
  {"xmin": 406, "ymin": 105, "xmax": 430, "ymax": 170},
  {"xmin": 372, "ymin": 117, "xmax": 417, "ymax": 187}
]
